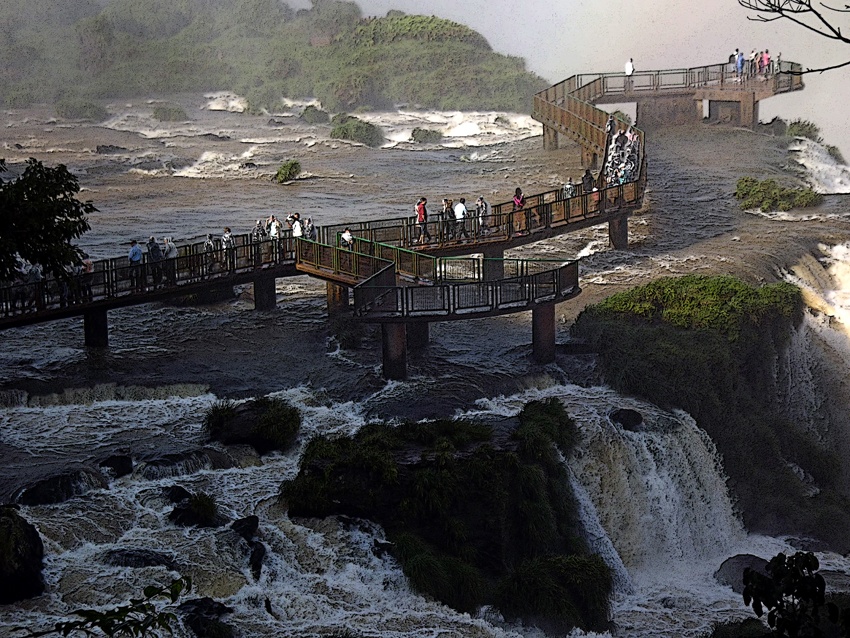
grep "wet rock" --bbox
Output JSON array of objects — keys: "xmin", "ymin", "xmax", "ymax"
[
  {"xmin": 610, "ymin": 408, "xmax": 644, "ymax": 431},
  {"xmin": 0, "ymin": 506, "xmax": 44, "ymax": 603},
  {"xmin": 715, "ymin": 554, "xmax": 768, "ymax": 593},
  {"xmin": 231, "ymin": 515, "xmax": 259, "ymax": 541},
  {"xmin": 204, "ymin": 447, "xmax": 238, "ymax": 470},
  {"xmin": 137, "ymin": 450, "xmax": 210, "ymax": 480},
  {"xmin": 14, "ymin": 467, "xmax": 108, "ymax": 505},
  {"xmin": 248, "ymin": 541, "xmax": 266, "ymax": 581},
  {"xmin": 96, "ymin": 144, "xmax": 126, "ymax": 154},
  {"xmin": 240, "ymin": 162, "xmax": 258, "ymax": 169},
  {"xmin": 163, "ymin": 484, "xmax": 192, "ymax": 503},
  {"xmin": 178, "ymin": 597, "xmax": 235, "ymax": 638},
  {"xmin": 372, "ymin": 539, "xmax": 393, "ymax": 559},
  {"xmin": 99, "ymin": 454, "xmax": 133, "ymax": 478},
  {"xmin": 168, "ymin": 490, "xmax": 228, "ymax": 528},
  {"xmin": 101, "ymin": 548, "xmax": 177, "ymax": 570}
]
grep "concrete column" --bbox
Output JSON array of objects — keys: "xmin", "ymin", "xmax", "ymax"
[
  {"xmin": 581, "ymin": 147, "xmax": 599, "ymax": 170},
  {"xmin": 608, "ymin": 216, "xmax": 629, "ymax": 249},
  {"xmin": 407, "ymin": 322, "xmax": 429, "ymax": 349},
  {"xmin": 739, "ymin": 93, "xmax": 757, "ymax": 129},
  {"xmin": 253, "ymin": 275, "xmax": 277, "ymax": 310},
  {"xmin": 382, "ymin": 323, "xmax": 407, "ymax": 380},
  {"xmin": 532, "ymin": 303, "xmax": 556, "ymax": 364},
  {"xmin": 482, "ymin": 246, "xmax": 504, "ymax": 281},
  {"xmin": 84, "ymin": 308, "xmax": 109, "ymax": 348},
  {"xmin": 543, "ymin": 125, "xmax": 559, "ymax": 150},
  {"xmin": 327, "ymin": 282, "xmax": 350, "ymax": 315}
]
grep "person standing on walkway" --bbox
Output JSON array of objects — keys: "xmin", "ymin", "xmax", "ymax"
[
  {"xmin": 624, "ymin": 58, "xmax": 634, "ymax": 90},
  {"xmin": 162, "ymin": 237, "xmax": 178, "ymax": 286},
  {"xmin": 146, "ymin": 236, "xmax": 163, "ymax": 289},
  {"xmin": 340, "ymin": 228, "xmax": 354, "ymax": 250},
  {"xmin": 304, "ymin": 217, "xmax": 317, "ymax": 241},
  {"xmin": 80, "ymin": 252, "xmax": 94, "ymax": 301},
  {"xmin": 128, "ymin": 239, "xmax": 144, "ymax": 292},
  {"xmin": 221, "ymin": 227, "xmax": 235, "ymax": 271},
  {"xmin": 291, "ymin": 214, "xmax": 303, "ymax": 238},
  {"xmin": 454, "ymin": 198, "xmax": 470, "ymax": 241},
  {"xmin": 415, "ymin": 197, "xmax": 431, "ymax": 244},
  {"xmin": 582, "ymin": 169, "xmax": 595, "ymax": 193},
  {"xmin": 475, "ymin": 196, "xmax": 490, "ymax": 236}
]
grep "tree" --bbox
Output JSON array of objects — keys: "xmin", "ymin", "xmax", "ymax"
[
  {"xmin": 738, "ymin": 0, "xmax": 850, "ymax": 74},
  {"xmin": 15, "ymin": 577, "xmax": 191, "ymax": 638},
  {"xmin": 0, "ymin": 158, "xmax": 94, "ymax": 281},
  {"xmin": 743, "ymin": 551, "xmax": 850, "ymax": 636}
]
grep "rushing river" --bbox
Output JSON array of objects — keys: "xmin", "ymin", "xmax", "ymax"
[{"xmin": 3, "ymin": 95, "xmax": 850, "ymax": 637}]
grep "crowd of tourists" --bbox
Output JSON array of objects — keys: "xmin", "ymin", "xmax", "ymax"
[
  {"xmin": 412, "ymin": 195, "xmax": 497, "ymax": 245},
  {"xmin": 730, "ymin": 48, "xmax": 778, "ymax": 80}
]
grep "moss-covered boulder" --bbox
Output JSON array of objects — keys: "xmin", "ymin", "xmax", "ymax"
[
  {"xmin": 571, "ymin": 275, "xmax": 850, "ymax": 550},
  {"xmin": 204, "ymin": 397, "xmax": 301, "ymax": 455},
  {"xmin": 330, "ymin": 116, "xmax": 384, "ymax": 147},
  {"xmin": 411, "ymin": 127, "xmax": 442, "ymax": 144},
  {"xmin": 280, "ymin": 399, "xmax": 611, "ymax": 633},
  {"xmin": 0, "ymin": 506, "xmax": 44, "ymax": 603},
  {"xmin": 300, "ymin": 105, "xmax": 329, "ymax": 124}
]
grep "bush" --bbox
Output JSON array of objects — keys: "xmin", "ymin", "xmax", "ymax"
[
  {"xmin": 330, "ymin": 116, "xmax": 385, "ymax": 147},
  {"xmin": 734, "ymin": 177, "xmax": 823, "ymax": 212},
  {"xmin": 203, "ymin": 399, "xmax": 238, "ymax": 441},
  {"xmin": 187, "ymin": 492, "xmax": 219, "ymax": 527},
  {"xmin": 152, "ymin": 104, "xmax": 188, "ymax": 121},
  {"xmin": 411, "ymin": 127, "xmax": 442, "ymax": 143},
  {"xmin": 250, "ymin": 397, "xmax": 301, "ymax": 454},
  {"xmin": 826, "ymin": 144, "xmax": 846, "ymax": 164},
  {"xmin": 786, "ymin": 118, "xmax": 823, "ymax": 143},
  {"xmin": 274, "ymin": 159, "xmax": 302, "ymax": 183},
  {"xmin": 300, "ymin": 105, "xmax": 329, "ymax": 124},
  {"xmin": 54, "ymin": 98, "xmax": 108, "ymax": 121}
]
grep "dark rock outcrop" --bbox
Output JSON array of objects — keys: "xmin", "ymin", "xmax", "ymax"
[
  {"xmin": 99, "ymin": 454, "xmax": 133, "ymax": 478},
  {"xmin": 137, "ymin": 450, "xmax": 210, "ymax": 480},
  {"xmin": 14, "ymin": 468, "xmax": 108, "ymax": 505},
  {"xmin": 610, "ymin": 408, "xmax": 644, "ymax": 431},
  {"xmin": 178, "ymin": 597, "xmax": 235, "ymax": 638},
  {"xmin": 714, "ymin": 554, "xmax": 768, "ymax": 593},
  {"xmin": 101, "ymin": 548, "xmax": 177, "ymax": 570},
  {"xmin": 163, "ymin": 484, "xmax": 192, "ymax": 503},
  {"xmin": 96, "ymin": 144, "xmax": 127, "ymax": 154},
  {"xmin": 205, "ymin": 397, "xmax": 301, "ymax": 455},
  {"xmin": 231, "ymin": 515, "xmax": 259, "ymax": 541},
  {"xmin": 248, "ymin": 541, "xmax": 266, "ymax": 581},
  {"xmin": 0, "ymin": 506, "xmax": 44, "ymax": 603}
]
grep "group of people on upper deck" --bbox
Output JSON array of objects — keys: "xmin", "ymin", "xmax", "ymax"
[{"xmin": 731, "ymin": 48, "xmax": 778, "ymax": 80}]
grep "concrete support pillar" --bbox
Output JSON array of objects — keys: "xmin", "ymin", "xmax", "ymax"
[
  {"xmin": 327, "ymin": 282, "xmax": 350, "ymax": 315},
  {"xmin": 532, "ymin": 303, "xmax": 556, "ymax": 364},
  {"xmin": 740, "ymin": 93, "xmax": 757, "ymax": 128},
  {"xmin": 608, "ymin": 216, "xmax": 629, "ymax": 249},
  {"xmin": 381, "ymin": 323, "xmax": 407, "ymax": 380},
  {"xmin": 407, "ymin": 322, "xmax": 429, "ymax": 350},
  {"xmin": 84, "ymin": 308, "xmax": 109, "ymax": 348},
  {"xmin": 253, "ymin": 275, "xmax": 277, "ymax": 310},
  {"xmin": 482, "ymin": 246, "xmax": 505, "ymax": 281},
  {"xmin": 581, "ymin": 146, "xmax": 598, "ymax": 170},
  {"xmin": 543, "ymin": 125, "xmax": 559, "ymax": 150}
]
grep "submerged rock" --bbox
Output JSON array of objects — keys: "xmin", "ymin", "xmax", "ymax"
[
  {"xmin": 714, "ymin": 554, "xmax": 768, "ymax": 593},
  {"xmin": 99, "ymin": 454, "xmax": 133, "ymax": 478},
  {"xmin": 178, "ymin": 597, "xmax": 235, "ymax": 638},
  {"xmin": 610, "ymin": 408, "xmax": 644, "ymax": 431},
  {"xmin": 0, "ymin": 506, "xmax": 44, "ymax": 603},
  {"xmin": 248, "ymin": 541, "xmax": 266, "ymax": 581},
  {"xmin": 101, "ymin": 548, "xmax": 177, "ymax": 570},
  {"xmin": 14, "ymin": 467, "xmax": 108, "ymax": 505},
  {"xmin": 231, "ymin": 515, "xmax": 259, "ymax": 541}
]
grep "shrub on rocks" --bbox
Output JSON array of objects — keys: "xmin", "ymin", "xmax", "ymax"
[
  {"xmin": 203, "ymin": 397, "xmax": 301, "ymax": 454},
  {"xmin": 55, "ymin": 98, "xmax": 108, "ymax": 121},
  {"xmin": 274, "ymin": 159, "xmax": 302, "ymax": 183},
  {"xmin": 169, "ymin": 490, "xmax": 224, "ymax": 528},
  {"xmin": 330, "ymin": 116, "xmax": 384, "ymax": 147},
  {"xmin": 411, "ymin": 127, "xmax": 442, "ymax": 143},
  {"xmin": 300, "ymin": 105, "xmax": 329, "ymax": 124},
  {"xmin": 0, "ymin": 506, "xmax": 44, "ymax": 603}
]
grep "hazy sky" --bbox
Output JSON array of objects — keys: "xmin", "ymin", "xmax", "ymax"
[{"xmin": 292, "ymin": 0, "xmax": 850, "ymax": 155}]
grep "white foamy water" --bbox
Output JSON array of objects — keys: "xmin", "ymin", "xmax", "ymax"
[{"xmin": 790, "ymin": 137, "xmax": 850, "ymax": 194}]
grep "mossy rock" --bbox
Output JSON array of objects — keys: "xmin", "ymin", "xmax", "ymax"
[
  {"xmin": 330, "ymin": 116, "xmax": 384, "ymax": 147},
  {"xmin": 204, "ymin": 397, "xmax": 301, "ymax": 455},
  {"xmin": 735, "ymin": 177, "xmax": 822, "ymax": 212},
  {"xmin": 169, "ymin": 490, "xmax": 225, "ymax": 528},
  {"xmin": 411, "ymin": 127, "xmax": 442, "ymax": 144},
  {"xmin": 274, "ymin": 159, "xmax": 302, "ymax": 183},
  {"xmin": 279, "ymin": 401, "xmax": 608, "ymax": 632},
  {"xmin": 152, "ymin": 104, "xmax": 188, "ymax": 121},
  {"xmin": 55, "ymin": 98, "xmax": 108, "ymax": 122},
  {"xmin": 0, "ymin": 506, "xmax": 44, "ymax": 603},
  {"xmin": 300, "ymin": 105, "xmax": 329, "ymax": 124}
]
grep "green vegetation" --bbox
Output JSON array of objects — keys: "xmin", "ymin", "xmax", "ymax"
[
  {"xmin": 280, "ymin": 400, "xmax": 611, "ymax": 633},
  {"xmin": 186, "ymin": 492, "xmax": 218, "ymax": 527},
  {"xmin": 572, "ymin": 276, "xmax": 850, "ymax": 548},
  {"xmin": 17, "ymin": 577, "xmax": 191, "ymax": 638},
  {"xmin": 735, "ymin": 177, "xmax": 823, "ymax": 212},
  {"xmin": 0, "ymin": 158, "xmax": 94, "ymax": 280},
  {"xmin": 152, "ymin": 103, "xmax": 188, "ymax": 121},
  {"xmin": 274, "ymin": 159, "xmax": 302, "ymax": 183},
  {"xmin": 0, "ymin": 1, "xmax": 546, "ymax": 113},
  {"xmin": 826, "ymin": 144, "xmax": 846, "ymax": 164},
  {"xmin": 786, "ymin": 118, "xmax": 823, "ymax": 143},
  {"xmin": 330, "ymin": 116, "xmax": 384, "ymax": 147},
  {"xmin": 411, "ymin": 127, "xmax": 442, "ymax": 143},
  {"xmin": 54, "ymin": 98, "xmax": 108, "ymax": 121},
  {"xmin": 300, "ymin": 105, "xmax": 329, "ymax": 124},
  {"xmin": 203, "ymin": 396, "xmax": 301, "ymax": 454}
]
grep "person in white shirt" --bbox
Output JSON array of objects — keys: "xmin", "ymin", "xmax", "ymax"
[
  {"xmin": 340, "ymin": 228, "xmax": 354, "ymax": 250},
  {"xmin": 453, "ymin": 198, "xmax": 469, "ymax": 240},
  {"xmin": 624, "ymin": 58, "xmax": 634, "ymax": 90}
]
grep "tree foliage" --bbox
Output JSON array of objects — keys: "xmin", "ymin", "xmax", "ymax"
[
  {"xmin": 0, "ymin": 159, "xmax": 94, "ymax": 280},
  {"xmin": 743, "ymin": 552, "xmax": 850, "ymax": 636},
  {"xmin": 738, "ymin": 0, "xmax": 850, "ymax": 74},
  {"xmin": 16, "ymin": 577, "xmax": 191, "ymax": 637},
  {"xmin": 735, "ymin": 177, "xmax": 823, "ymax": 212}
]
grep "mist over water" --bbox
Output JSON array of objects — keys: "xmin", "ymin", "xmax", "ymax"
[{"xmin": 4, "ymin": 97, "xmax": 850, "ymax": 636}]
